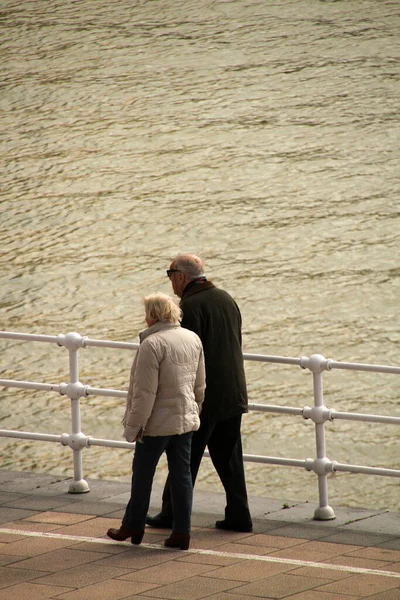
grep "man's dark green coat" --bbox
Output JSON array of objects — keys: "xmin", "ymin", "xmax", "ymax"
[{"xmin": 180, "ymin": 279, "xmax": 248, "ymax": 421}]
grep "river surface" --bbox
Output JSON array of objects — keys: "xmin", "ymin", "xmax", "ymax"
[{"xmin": 1, "ymin": 0, "xmax": 399, "ymax": 511}]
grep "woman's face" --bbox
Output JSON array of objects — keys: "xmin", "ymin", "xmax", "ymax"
[{"xmin": 145, "ymin": 313, "xmax": 157, "ymax": 327}]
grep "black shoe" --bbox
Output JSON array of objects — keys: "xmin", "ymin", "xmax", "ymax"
[
  {"xmin": 215, "ymin": 519, "xmax": 253, "ymax": 533},
  {"xmin": 145, "ymin": 513, "xmax": 173, "ymax": 529},
  {"xmin": 164, "ymin": 532, "xmax": 190, "ymax": 550}
]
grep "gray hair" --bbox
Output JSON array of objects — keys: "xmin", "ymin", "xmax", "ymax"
[
  {"xmin": 173, "ymin": 253, "xmax": 205, "ymax": 281},
  {"xmin": 144, "ymin": 293, "xmax": 182, "ymax": 324}
]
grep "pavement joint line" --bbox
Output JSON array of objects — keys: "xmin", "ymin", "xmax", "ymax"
[{"xmin": 1, "ymin": 528, "xmax": 400, "ymax": 580}]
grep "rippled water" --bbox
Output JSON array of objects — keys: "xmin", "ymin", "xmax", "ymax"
[{"xmin": 1, "ymin": 0, "xmax": 399, "ymax": 511}]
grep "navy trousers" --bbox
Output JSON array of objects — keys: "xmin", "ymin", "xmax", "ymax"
[
  {"xmin": 123, "ymin": 431, "xmax": 193, "ymax": 534},
  {"xmin": 161, "ymin": 414, "xmax": 252, "ymax": 526}
]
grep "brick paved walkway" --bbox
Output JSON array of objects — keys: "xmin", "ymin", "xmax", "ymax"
[{"xmin": 1, "ymin": 470, "xmax": 399, "ymax": 599}]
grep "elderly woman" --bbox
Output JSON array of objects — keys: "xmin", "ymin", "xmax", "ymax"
[{"xmin": 107, "ymin": 293, "xmax": 205, "ymax": 550}]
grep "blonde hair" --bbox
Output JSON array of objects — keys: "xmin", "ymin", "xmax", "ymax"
[{"xmin": 144, "ymin": 292, "xmax": 182, "ymax": 324}]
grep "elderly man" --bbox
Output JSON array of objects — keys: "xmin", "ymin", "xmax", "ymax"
[{"xmin": 146, "ymin": 253, "xmax": 252, "ymax": 532}]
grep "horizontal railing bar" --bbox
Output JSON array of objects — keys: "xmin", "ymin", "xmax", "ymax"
[
  {"xmin": 88, "ymin": 438, "xmax": 135, "ymax": 449},
  {"xmin": 243, "ymin": 454, "xmax": 307, "ymax": 467},
  {"xmin": 0, "ymin": 430, "xmax": 135, "ymax": 449},
  {"xmin": 0, "ymin": 428, "xmax": 307, "ymax": 468},
  {"xmin": 85, "ymin": 447, "xmax": 399, "ymax": 475},
  {"xmin": 2, "ymin": 430, "xmax": 399, "ymax": 477},
  {"xmin": 0, "ymin": 380, "xmax": 128, "ymax": 399},
  {"xmin": 0, "ymin": 429, "xmax": 307, "ymax": 468},
  {"xmin": 248, "ymin": 403, "xmax": 304, "ymax": 416},
  {"xmin": 328, "ymin": 360, "xmax": 400, "ymax": 375},
  {"xmin": 205, "ymin": 449, "xmax": 306, "ymax": 468},
  {"xmin": 83, "ymin": 339, "xmax": 139, "ymax": 350},
  {"xmin": 243, "ymin": 352, "xmax": 302, "ymax": 365},
  {"xmin": 0, "ymin": 332, "xmax": 139, "ymax": 351},
  {"xmin": 0, "ymin": 430, "xmax": 63, "ymax": 443},
  {"xmin": 1, "ymin": 380, "xmax": 399, "ymax": 426},
  {"xmin": 333, "ymin": 462, "xmax": 400, "ymax": 477},
  {"xmin": 2, "ymin": 330, "xmax": 400, "ymax": 371},
  {"xmin": 2, "ymin": 330, "xmax": 400, "ymax": 374},
  {"xmin": 0, "ymin": 379, "xmax": 62, "ymax": 393},
  {"xmin": 332, "ymin": 411, "xmax": 400, "ymax": 425},
  {"xmin": 0, "ymin": 331, "xmax": 59, "ymax": 344},
  {"xmin": 85, "ymin": 387, "xmax": 127, "ymax": 398}
]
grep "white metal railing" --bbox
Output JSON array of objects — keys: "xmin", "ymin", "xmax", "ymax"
[{"xmin": 1, "ymin": 330, "xmax": 400, "ymax": 520}]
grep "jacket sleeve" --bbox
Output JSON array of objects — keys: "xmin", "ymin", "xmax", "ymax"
[
  {"xmin": 194, "ymin": 347, "xmax": 206, "ymax": 413},
  {"xmin": 123, "ymin": 340, "xmax": 160, "ymax": 442},
  {"xmin": 122, "ymin": 352, "xmax": 138, "ymax": 428}
]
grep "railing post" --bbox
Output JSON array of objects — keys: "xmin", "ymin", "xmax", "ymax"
[
  {"xmin": 302, "ymin": 354, "xmax": 335, "ymax": 520},
  {"xmin": 57, "ymin": 332, "xmax": 90, "ymax": 493}
]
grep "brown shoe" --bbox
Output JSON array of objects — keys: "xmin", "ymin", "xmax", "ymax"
[
  {"xmin": 164, "ymin": 533, "xmax": 190, "ymax": 550},
  {"xmin": 107, "ymin": 525, "xmax": 144, "ymax": 545}
]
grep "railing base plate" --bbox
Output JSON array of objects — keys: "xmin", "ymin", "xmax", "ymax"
[
  {"xmin": 68, "ymin": 479, "xmax": 90, "ymax": 494},
  {"xmin": 313, "ymin": 505, "xmax": 336, "ymax": 520}
]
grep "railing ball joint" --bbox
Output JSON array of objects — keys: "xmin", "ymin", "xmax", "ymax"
[
  {"xmin": 61, "ymin": 432, "xmax": 90, "ymax": 450},
  {"xmin": 57, "ymin": 332, "xmax": 87, "ymax": 350},
  {"xmin": 317, "ymin": 457, "xmax": 335, "ymax": 475},
  {"xmin": 59, "ymin": 382, "xmax": 89, "ymax": 399},
  {"xmin": 302, "ymin": 406, "xmax": 334, "ymax": 423},
  {"xmin": 301, "ymin": 354, "xmax": 330, "ymax": 373},
  {"xmin": 305, "ymin": 457, "xmax": 334, "ymax": 474}
]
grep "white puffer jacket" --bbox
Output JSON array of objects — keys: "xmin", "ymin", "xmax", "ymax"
[{"xmin": 123, "ymin": 321, "xmax": 205, "ymax": 442}]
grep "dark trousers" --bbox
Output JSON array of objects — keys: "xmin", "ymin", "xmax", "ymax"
[
  {"xmin": 123, "ymin": 431, "xmax": 193, "ymax": 534},
  {"xmin": 161, "ymin": 414, "xmax": 252, "ymax": 525}
]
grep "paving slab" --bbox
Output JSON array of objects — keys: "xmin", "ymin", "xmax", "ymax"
[
  {"xmin": 0, "ymin": 507, "xmax": 39, "ymax": 525},
  {"xmin": 3, "ymin": 495, "xmax": 80, "ymax": 512},
  {"xmin": 345, "ymin": 511, "xmax": 400, "ymax": 535}
]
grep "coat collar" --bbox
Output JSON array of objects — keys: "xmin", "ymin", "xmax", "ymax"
[
  {"xmin": 181, "ymin": 279, "xmax": 215, "ymax": 301},
  {"xmin": 139, "ymin": 320, "xmax": 179, "ymax": 343}
]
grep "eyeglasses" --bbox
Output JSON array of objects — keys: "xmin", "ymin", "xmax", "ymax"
[{"xmin": 166, "ymin": 269, "xmax": 181, "ymax": 278}]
